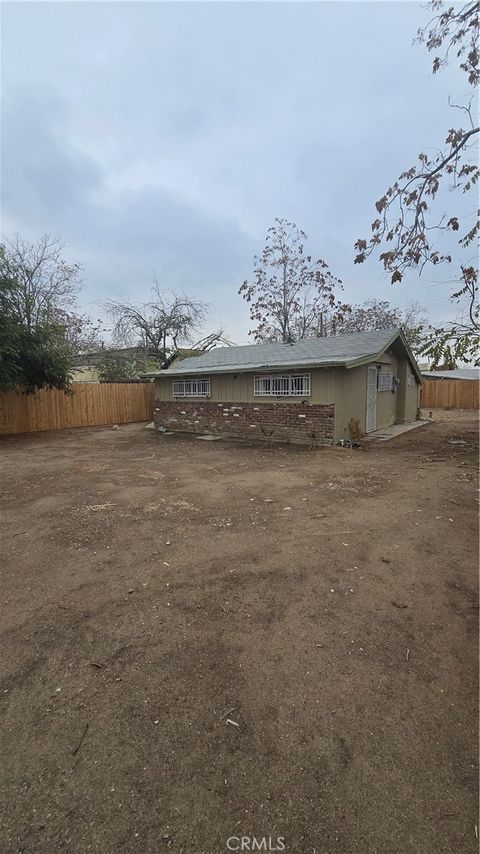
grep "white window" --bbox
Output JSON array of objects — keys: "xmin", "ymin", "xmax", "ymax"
[
  {"xmin": 407, "ymin": 374, "xmax": 416, "ymax": 386},
  {"xmin": 377, "ymin": 371, "xmax": 393, "ymax": 392},
  {"xmin": 254, "ymin": 374, "xmax": 311, "ymax": 396},
  {"xmin": 172, "ymin": 378, "xmax": 210, "ymax": 397}
]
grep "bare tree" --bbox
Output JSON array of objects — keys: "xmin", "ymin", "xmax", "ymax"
[
  {"xmin": 104, "ymin": 285, "xmax": 209, "ymax": 361},
  {"xmin": 1, "ymin": 234, "xmax": 82, "ymax": 331},
  {"xmin": 190, "ymin": 331, "xmax": 233, "ymax": 351},
  {"xmin": 60, "ymin": 312, "xmax": 106, "ymax": 356},
  {"xmin": 239, "ymin": 218, "xmax": 346, "ymax": 342},
  {"xmin": 399, "ymin": 301, "xmax": 428, "ymax": 351},
  {"xmin": 334, "ymin": 299, "xmax": 427, "ymax": 352}
]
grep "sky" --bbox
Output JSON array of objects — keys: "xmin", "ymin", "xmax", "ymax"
[{"xmin": 1, "ymin": 1, "xmax": 475, "ymax": 344}]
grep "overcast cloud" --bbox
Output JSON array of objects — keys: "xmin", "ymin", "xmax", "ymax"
[{"xmin": 1, "ymin": 1, "xmax": 472, "ymax": 342}]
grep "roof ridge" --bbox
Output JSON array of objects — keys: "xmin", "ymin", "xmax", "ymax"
[{"xmin": 207, "ymin": 327, "xmax": 401, "ymax": 350}]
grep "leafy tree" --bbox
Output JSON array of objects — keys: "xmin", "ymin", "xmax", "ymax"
[
  {"xmin": 354, "ymin": 1, "xmax": 479, "ymax": 366},
  {"xmin": 97, "ymin": 352, "xmax": 158, "ymax": 382},
  {"xmin": 335, "ymin": 299, "xmax": 427, "ymax": 351},
  {"xmin": 0, "ymin": 271, "xmax": 74, "ymax": 392},
  {"xmin": 239, "ymin": 218, "xmax": 347, "ymax": 342},
  {"xmin": 0, "ymin": 274, "xmax": 22, "ymax": 390},
  {"xmin": 15, "ymin": 325, "xmax": 74, "ymax": 394},
  {"xmin": 419, "ymin": 265, "xmax": 478, "ymax": 365},
  {"xmin": 97, "ymin": 353, "xmax": 140, "ymax": 382},
  {"xmin": 104, "ymin": 285, "xmax": 208, "ymax": 362}
]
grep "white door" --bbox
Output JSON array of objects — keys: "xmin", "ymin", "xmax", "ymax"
[{"xmin": 366, "ymin": 367, "xmax": 377, "ymax": 433}]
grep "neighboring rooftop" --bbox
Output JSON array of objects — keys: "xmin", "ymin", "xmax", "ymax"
[
  {"xmin": 422, "ymin": 368, "xmax": 479, "ymax": 381},
  {"xmin": 145, "ymin": 328, "xmax": 420, "ymax": 378}
]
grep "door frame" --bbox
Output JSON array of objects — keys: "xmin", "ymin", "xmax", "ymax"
[{"xmin": 366, "ymin": 366, "xmax": 378, "ymax": 433}]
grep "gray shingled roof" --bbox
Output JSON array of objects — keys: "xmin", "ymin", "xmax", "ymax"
[{"xmin": 148, "ymin": 328, "xmax": 414, "ymax": 376}]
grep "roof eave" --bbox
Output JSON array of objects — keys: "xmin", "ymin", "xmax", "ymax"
[
  {"xmin": 394, "ymin": 328, "xmax": 424, "ymax": 383},
  {"xmin": 344, "ymin": 330, "xmax": 423, "ymax": 383}
]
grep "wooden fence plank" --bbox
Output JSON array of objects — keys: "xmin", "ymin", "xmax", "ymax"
[
  {"xmin": 0, "ymin": 383, "xmax": 155, "ymax": 435},
  {"xmin": 420, "ymin": 379, "xmax": 479, "ymax": 410}
]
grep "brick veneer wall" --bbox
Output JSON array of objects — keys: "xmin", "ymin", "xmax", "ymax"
[{"xmin": 153, "ymin": 400, "xmax": 334, "ymax": 445}]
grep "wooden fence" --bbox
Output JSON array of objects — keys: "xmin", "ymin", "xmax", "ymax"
[
  {"xmin": 0, "ymin": 382, "xmax": 155, "ymax": 435},
  {"xmin": 420, "ymin": 379, "xmax": 479, "ymax": 410}
]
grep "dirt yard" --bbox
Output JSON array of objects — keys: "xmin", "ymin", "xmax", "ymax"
[{"xmin": 1, "ymin": 413, "xmax": 478, "ymax": 854}]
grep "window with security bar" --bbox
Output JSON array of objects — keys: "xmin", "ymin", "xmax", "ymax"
[
  {"xmin": 377, "ymin": 371, "xmax": 394, "ymax": 392},
  {"xmin": 172, "ymin": 378, "xmax": 210, "ymax": 397},
  {"xmin": 254, "ymin": 374, "xmax": 311, "ymax": 396}
]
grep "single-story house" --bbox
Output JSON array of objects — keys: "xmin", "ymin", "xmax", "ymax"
[{"xmin": 146, "ymin": 328, "xmax": 422, "ymax": 445}]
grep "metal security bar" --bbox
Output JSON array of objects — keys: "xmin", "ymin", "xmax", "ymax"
[
  {"xmin": 172, "ymin": 379, "xmax": 210, "ymax": 397},
  {"xmin": 254, "ymin": 374, "xmax": 311, "ymax": 396},
  {"xmin": 377, "ymin": 371, "xmax": 394, "ymax": 392}
]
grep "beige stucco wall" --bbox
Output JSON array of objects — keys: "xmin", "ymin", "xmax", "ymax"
[
  {"xmin": 71, "ymin": 367, "xmax": 100, "ymax": 382},
  {"xmin": 406, "ymin": 380, "xmax": 420, "ymax": 421},
  {"xmin": 404, "ymin": 371, "xmax": 420, "ymax": 421},
  {"xmin": 331, "ymin": 364, "xmax": 368, "ymax": 440},
  {"xmin": 395, "ymin": 358, "xmax": 420, "ymax": 423},
  {"xmin": 330, "ymin": 357, "xmax": 397, "ymax": 439},
  {"xmin": 333, "ymin": 353, "xmax": 420, "ymax": 438}
]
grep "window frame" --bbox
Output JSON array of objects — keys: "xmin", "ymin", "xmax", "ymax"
[
  {"xmin": 254, "ymin": 373, "xmax": 311, "ymax": 397},
  {"xmin": 172, "ymin": 378, "xmax": 210, "ymax": 398}
]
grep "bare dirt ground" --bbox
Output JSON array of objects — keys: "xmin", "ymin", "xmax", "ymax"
[{"xmin": 1, "ymin": 412, "xmax": 478, "ymax": 854}]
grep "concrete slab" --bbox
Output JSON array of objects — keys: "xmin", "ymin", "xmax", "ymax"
[{"xmin": 365, "ymin": 420, "xmax": 431, "ymax": 442}]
